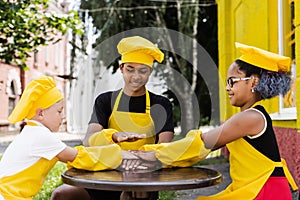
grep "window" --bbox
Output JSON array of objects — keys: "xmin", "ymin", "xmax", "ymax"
[
  {"xmin": 271, "ymin": 0, "xmax": 296, "ymax": 120},
  {"xmin": 33, "ymin": 52, "xmax": 38, "ymax": 69},
  {"xmin": 8, "ymin": 81, "xmax": 17, "ymax": 129},
  {"xmin": 45, "ymin": 46, "xmax": 49, "ymax": 64}
]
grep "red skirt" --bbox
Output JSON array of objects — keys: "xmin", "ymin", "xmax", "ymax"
[{"xmin": 254, "ymin": 177, "xmax": 292, "ymax": 200}]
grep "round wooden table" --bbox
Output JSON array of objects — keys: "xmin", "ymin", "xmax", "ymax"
[{"xmin": 62, "ymin": 166, "xmax": 222, "ymax": 192}]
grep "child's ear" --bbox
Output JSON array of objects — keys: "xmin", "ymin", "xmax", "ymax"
[
  {"xmin": 251, "ymin": 75, "xmax": 260, "ymax": 88},
  {"xmin": 35, "ymin": 108, "xmax": 44, "ymax": 119},
  {"xmin": 119, "ymin": 64, "xmax": 124, "ymax": 73}
]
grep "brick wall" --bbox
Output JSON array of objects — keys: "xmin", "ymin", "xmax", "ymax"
[
  {"xmin": 0, "ymin": 33, "xmax": 68, "ymax": 133},
  {"xmin": 274, "ymin": 127, "xmax": 300, "ymax": 189}
]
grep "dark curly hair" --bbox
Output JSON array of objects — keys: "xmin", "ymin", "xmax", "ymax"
[{"xmin": 235, "ymin": 59, "xmax": 291, "ymax": 99}]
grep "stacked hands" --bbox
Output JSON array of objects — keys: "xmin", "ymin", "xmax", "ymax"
[
  {"xmin": 112, "ymin": 132, "xmax": 160, "ymax": 171},
  {"xmin": 120, "ymin": 150, "xmax": 160, "ymax": 171}
]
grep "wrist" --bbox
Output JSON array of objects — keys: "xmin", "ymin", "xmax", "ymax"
[{"xmin": 112, "ymin": 133, "xmax": 118, "ymax": 143}]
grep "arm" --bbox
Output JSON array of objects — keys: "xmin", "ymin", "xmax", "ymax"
[
  {"xmin": 202, "ymin": 109, "xmax": 265, "ymax": 149},
  {"xmin": 152, "ymin": 95, "xmax": 174, "ymax": 144},
  {"xmin": 157, "ymin": 131, "xmax": 174, "ymax": 143},
  {"xmin": 57, "ymin": 145, "xmax": 123, "ymax": 171},
  {"xmin": 84, "ymin": 92, "xmax": 112, "ymax": 146},
  {"xmin": 83, "ymin": 123, "xmax": 103, "ymax": 146},
  {"xmin": 140, "ymin": 130, "xmax": 210, "ymax": 167},
  {"xmin": 56, "ymin": 146, "xmax": 78, "ymax": 163}
]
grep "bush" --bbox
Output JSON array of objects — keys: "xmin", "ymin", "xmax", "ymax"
[{"xmin": 33, "ymin": 162, "xmax": 66, "ymax": 200}]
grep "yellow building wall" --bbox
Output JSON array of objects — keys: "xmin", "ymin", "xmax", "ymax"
[
  {"xmin": 295, "ymin": 0, "xmax": 300, "ymax": 130},
  {"xmin": 217, "ymin": 0, "xmax": 299, "ymax": 130}
]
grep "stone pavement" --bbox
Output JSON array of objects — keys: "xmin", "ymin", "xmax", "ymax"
[{"xmin": 174, "ymin": 162, "xmax": 231, "ymax": 199}]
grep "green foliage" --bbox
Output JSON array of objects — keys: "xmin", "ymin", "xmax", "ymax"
[
  {"xmin": 0, "ymin": 0, "xmax": 84, "ymax": 70},
  {"xmin": 33, "ymin": 162, "xmax": 66, "ymax": 200},
  {"xmin": 159, "ymin": 191, "xmax": 176, "ymax": 200}
]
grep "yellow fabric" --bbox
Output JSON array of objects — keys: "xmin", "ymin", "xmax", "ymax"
[
  {"xmin": 117, "ymin": 36, "xmax": 164, "ymax": 67},
  {"xmin": 197, "ymin": 138, "xmax": 297, "ymax": 200},
  {"xmin": 140, "ymin": 130, "xmax": 210, "ymax": 167},
  {"xmin": 8, "ymin": 76, "xmax": 63, "ymax": 124},
  {"xmin": 281, "ymin": 159, "xmax": 298, "ymax": 191},
  {"xmin": 67, "ymin": 145, "xmax": 122, "ymax": 171},
  {"xmin": 89, "ymin": 128, "xmax": 118, "ymax": 146},
  {"xmin": 235, "ymin": 42, "xmax": 291, "ymax": 72},
  {"xmin": 0, "ymin": 157, "xmax": 58, "ymax": 200},
  {"xmin": 106, "ymin": 89, "xmax": 156, "ymax": 150}
]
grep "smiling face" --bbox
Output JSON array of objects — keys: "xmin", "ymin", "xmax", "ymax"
[
  {"xmin": 226, "ymin": 62, "xmax": 258, "ymax": 111},
  {"xmin": 120, "ymin": 62, "xmax": 152, "ymax": 96}
]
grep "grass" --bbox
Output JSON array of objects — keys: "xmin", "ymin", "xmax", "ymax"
[{"xmin": 33, "ymin": 162, "xmax": 67, "ymax": 200}]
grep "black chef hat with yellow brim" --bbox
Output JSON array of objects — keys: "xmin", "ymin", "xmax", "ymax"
[
  {"xmin": 8, "ymin": 76, "xmax": 63, "ymax": 124},
  {"xmin": 235, "ymin": 42, "xmax": 291, "ymax": 72},
  {"xmin": 117, "ymin": 36, "xmax": 164, "ymax": 67}
]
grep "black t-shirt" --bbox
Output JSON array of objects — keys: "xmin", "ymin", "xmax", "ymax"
[
  {"xmin": 243, "ymin": 105, "xmax": 284, "ymax": 176},
  {"xmin": 89, "ymin": 89, "xmax": 174, "ymax": 135}
]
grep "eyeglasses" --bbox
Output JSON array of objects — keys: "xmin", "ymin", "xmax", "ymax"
[{"xmin": 226, "ymin": 77, "xmax": 252, "ymax": 88}]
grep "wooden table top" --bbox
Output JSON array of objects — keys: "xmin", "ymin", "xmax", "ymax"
[{"xmin": 62, "ymin": 166, "xmax": 222, "ymax": 192}]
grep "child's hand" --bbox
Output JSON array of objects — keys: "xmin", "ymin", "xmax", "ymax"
[
  {"xmin": 113, "ymin": 132, "xmax": 146, "ymax": 143},
  {"xmin": 129, "ymin": 150, "xmax": 157, "ymax": 162},
  {"xmin": 129, "ymin": 150, "xmax": 161, "ymax": 170},
  {"xmin": 120, "ymin": 150, "xmax": 141, "ymax": 170},
  {"xmin": 119, "ymin": 150, "xmax": 161, "ymax": 171}
]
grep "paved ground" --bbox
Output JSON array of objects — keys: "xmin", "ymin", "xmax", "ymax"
[{"xmin": 174, "ymin": 162, "xmax": 231, "ymax": 199}]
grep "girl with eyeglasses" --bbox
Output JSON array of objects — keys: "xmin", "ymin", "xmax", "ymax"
[
  {"xmin": 199, "ymin": 43, "xmax": 296, "ymax": 200},
  {"xmin": 135, "ymin": 42, "xmax": 298, "ymax": 200},
  {"xmin": 198, "ymin": 42, "xmax": 298, "ymax": 199}
]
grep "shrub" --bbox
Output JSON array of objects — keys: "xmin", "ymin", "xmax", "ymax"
[{"xmin": 33, "ymin": 162, "xmax": 66, "ymax": 200}]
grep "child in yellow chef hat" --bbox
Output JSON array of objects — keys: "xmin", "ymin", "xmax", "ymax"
[
  {"xmin": 52, "ymin": 36, "xmax": 175, "ymax": 200},
  {"xmin": 138, "ymin": 42, "xmax": 298, "ymax": 200},
  {"xmin": 0, "ymin": 76, "xmax": 139, "ymax": 200}
]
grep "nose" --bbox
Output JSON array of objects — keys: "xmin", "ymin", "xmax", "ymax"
[
  {"xmin": 61, "ymin": 112, "xmax": 66, "ymax": 120},
  {"xmin": 132, "ymin": 71, "xmax": 142, "ymax": 79},
  {"xmin": 225, "ymin": 84, "xmax": 231, "ymax": 91}
]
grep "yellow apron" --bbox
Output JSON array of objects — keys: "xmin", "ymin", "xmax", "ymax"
[
  {"xmin": 197, "ymin": 138, "xmax": 298, "ymax": 200},
  {"xmin": 0, "ymin": 157, "xmax": 57, "ymax": 200},
  {"xmin": 107, "ymin": 89, "xmax": 156, "ymax": 150}
]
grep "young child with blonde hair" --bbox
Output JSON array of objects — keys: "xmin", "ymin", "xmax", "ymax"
[{"xmin": 0, "ymin": 76, "xmax": 137, "ymax": 200}]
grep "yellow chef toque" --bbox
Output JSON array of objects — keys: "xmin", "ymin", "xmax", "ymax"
[
  {"xmin": 235, "ymin": 42, "xmax": 291, "ymax": 72},
  {"xmin": 117, "ymin": 36, "xmax": 164, "ymax": 67},
  {"xmin": 8, "ymin": 76, "xmax": 63, "ymax": 124}
]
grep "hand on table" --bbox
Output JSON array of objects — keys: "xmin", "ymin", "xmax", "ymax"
[
  {"xmin": 113, "ymin": 132, "xmax": 146, "ymax": 143},
  {"xmin": 130, "ymin": 150, "xmax": 161, "ymax": 169},
  {"xmin": 120, "ymin": 150, "xmax": 141, "ymax": 170},
  {"xmin": 129, "ymin": 150, "xmax": 157, "ymax": 162},
  {"xmin": 119, "ymin": 150, "xmax": 160, "ymax": 171}
]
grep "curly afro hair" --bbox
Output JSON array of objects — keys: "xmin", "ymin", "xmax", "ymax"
[{"xmin": 235, "ymin": 59, "xmax": 291, "ymax": 99}]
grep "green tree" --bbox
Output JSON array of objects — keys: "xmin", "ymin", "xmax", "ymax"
[
  {"xmin": 0, "ymin": 0, "xmax": 84, "ymax": 70},
  {"xmin": 79, "ymin": 0, "xmax": 218, "ymax": 135}
]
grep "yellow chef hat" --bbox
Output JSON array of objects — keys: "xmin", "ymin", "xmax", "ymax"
[
  {"xmin": 8, "ymin": 76, "xmax": 63, "ymax": 124},
  {"xmin": 117, "ymin": 36, "xmax": 164, "ymax": 67},
  {"xmin": 235, "ymin": 42, "xmax": 291, "ymax": 72}
]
